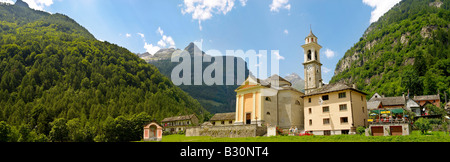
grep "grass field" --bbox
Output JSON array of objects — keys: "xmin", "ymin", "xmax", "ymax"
[{"xmin": 156, "ymin": 131, "xmax": 450, "ymax": 142}]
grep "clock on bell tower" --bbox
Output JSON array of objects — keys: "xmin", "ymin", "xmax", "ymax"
[{"xmin": 302, "ymin": 29, "xmax": 323, "ymax": 95}]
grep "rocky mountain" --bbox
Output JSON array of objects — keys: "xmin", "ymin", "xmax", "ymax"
[
  {"xmin": 284, "ymin": 73, "xmax": 305, "ymax": 93},
  {"xmin": 331, "ymin": 0, "xmax": 449, "ymax": 100},
  {"xmin": 14, "ymin": 0, "xmax": 29, "ymax": 8},
  {"xmin": 138, "ymin": 43, "xmax": 250, "ymax": 114}
]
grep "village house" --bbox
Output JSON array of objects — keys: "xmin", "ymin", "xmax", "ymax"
[
  {"xmin": 368, "ymin": 92, "xmax": 442, "ymax": 117},
  {"xmin": 302, "ymin": 83, "xmax": 368, "ymax": 135},
  {"xmin": 414, "ymin": 94, "xmax": 441, "ymax": 109},
  {"xmin": 209, "ymin": 112, "xmax": 235, "ymax": 126},
  {"xmin": 161, "ymin": 114, "xmax": 199, "ymax": 134}
]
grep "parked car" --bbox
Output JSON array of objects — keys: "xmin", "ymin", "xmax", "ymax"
[{"xmin": 299, "ymin": 132, "xmax": 313, "ymax": 136}]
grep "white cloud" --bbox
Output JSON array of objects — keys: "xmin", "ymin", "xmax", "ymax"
[
  {"xmin": 23, "ymin": 0, "xmax": 53, "ymax": 11},
  {"xmin": 284, "ymin": 29, "xmax": 289, "ymax": 35},
  {"xmin": 324, "ymin": 48, "xmax": 335, "ymax": 58},
  {"xmin": 157, "ymin": 27, "xmax": 164, "ymax": 36},
  {"xmin": 272, "ymin": 51, "xmax": 285, "ymax": 60},
  {"xmin": 156, "ymin": 27, "xmax": 176, "ymax": 48},
  {"xmin": 270, "ymin": 0, "xmax": 290, "ymax": 12},
  {"xmin": 362, "ymin": 0, "xmax": 401, "ymax": 23},
  {"xmin": 125, "ymin": 33, "xmax": 131, "ymax": 38},
  {"xmin": 181, "ymin": 0, "xmax": 235, "ymax": 30},
  {"xmin": 322, "ymin": 67, "xmax": 331, "ymax": 74},
  {"xmin": 139, "ymin": 27, "xmax": 176, "ymax": 55},
  {"xmin": 144, "ymin": 43, "xmax": 161, "ymax": 55},
  {"xmin": 0, "ymin": 0, "xmax": 14, "ymax": 4},
  {"xmin": 137, "ymin": 33, "xmax": 145, "ymax": 38},
  {"xmin": 239, "ymin": 0, "xmax": 247, "ymax": 6}
]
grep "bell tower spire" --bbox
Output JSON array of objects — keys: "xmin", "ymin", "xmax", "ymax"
[{"xmin": 302, "ymin": 28, "xmax": 323, "ymax": 95}]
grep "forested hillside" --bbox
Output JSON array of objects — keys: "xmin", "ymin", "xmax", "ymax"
[
  {"xmin": 0, "ymin": 2, "xmax": 207, "ymax": 142},
  {"xmin": 331, "ymin": 0, "xmax": 449, "ymax": 99}
]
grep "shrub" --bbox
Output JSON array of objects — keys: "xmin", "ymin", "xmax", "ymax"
[
  {"xmin": 414, "ymin": 118, "xmax": 431, "ymax": 135},
  {"xmin": 356, "ymin": 126, "xmax": 366, "ymax": 135}
]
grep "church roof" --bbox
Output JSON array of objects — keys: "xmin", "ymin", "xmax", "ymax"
[
  {"xmin": 265, "ymin": 74, "xmax": 292, "ymax": 86},
  {"xmin": 306, "ymin": 30, "xmax": 317, "ymax": 38},
  {"xmin": 303, "ymin": 82, "xmax": 367, "ymax": 97}
]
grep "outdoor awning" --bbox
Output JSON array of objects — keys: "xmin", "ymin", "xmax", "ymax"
[
  {"xmin": 370, "ymin": 108, "xmax": 404, "ymax": 114},
  {"xmin": 391, "ymin": 108, "xmax": 404, "ymax": 114}
]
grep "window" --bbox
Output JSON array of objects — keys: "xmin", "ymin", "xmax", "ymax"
[
  {"xmin": 307, "ymin": 50, "xmax": 312, "ymax": 60},
  {"xmin": 221, "ymin": 121, "xmax": 225, "ymax": 125},
  {"xmin": 295, "ymin": 100, "xmax": 301, "ymax": 105},
  {"xmin": 308, "ymin": 98, "xmax": 311, "ymax": 103},
  {"xmin": 322, "ymin": 95, "xmax": 329, "ymax": 101},
  {"xmin": 309, "ymin": 119, "xmax": 312, "ymax": 126},
  {"xmin": 323, "ymin": 118, "xmax": 330, "ymax": 125},
  {"xmin": 361, "ymin": 96, "xmax": 364, "ymax": 101},
  {"xmin": 212, "ymin": 122, "xmax": 216, "ymax": 126},
  {"xmin": 340, "ymin": 117, "xmax": 348, "ymax": 124},
  {"xmin": 324, "ymin": 130, "xmax": 331, "ymax": 136},
  {"xmin": 308, "ymin": 108, "xmax": 312, "ymax": 114},
  {"xmin": 339, "ymin": 104, "xmax": 347, "ymax": 111},
  {"xmin": 322, "ymin": 106, "xmax": 329, "ymax": 113},
  {"xmin": 362, "ymin": 107, "xmax": 365, "ymax": 113},
  {"xmin": 265, "ymin": 97, "xmax": 271, "ymax": 102},
  {"xmin": 339, "ymin": 92, "xmax": 346, "ymax": 98},
  {"xmin": 229, "ymin": 121, "xmax": 233, "ymax": 124}
]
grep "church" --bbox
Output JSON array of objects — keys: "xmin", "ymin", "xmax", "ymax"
[{"xmin": 234, "ymin": 29, "xmax": 368, "ymax": 135}]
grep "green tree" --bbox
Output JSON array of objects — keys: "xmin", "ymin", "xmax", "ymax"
[
  {"xmin": 0, "ymin": 121, "xmax": 11, "ymax": 142},
  {"xmin": 49, "ymin": 118, "xmax": 69, "ymax": 142},
  {"xmin": 414, "ymin": 118, "xmax": 431, "ymax": 135}
]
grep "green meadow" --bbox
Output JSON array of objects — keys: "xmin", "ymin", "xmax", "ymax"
[{"xmin": 154, "ymin": 131, "xmax": 450, "ymax": 142}]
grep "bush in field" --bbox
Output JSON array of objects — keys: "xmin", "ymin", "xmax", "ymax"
[
  {"xmin": 414, "ymin": 118, "xmax": 431, "ymax": 135},
  {"xmin": 356, "ymin": 126, "xmax": 366, "ymax": 135}
]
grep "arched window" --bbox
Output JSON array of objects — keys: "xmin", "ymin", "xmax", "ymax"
[
  {"xmin": 307, "ymin": 50, "xmax": 312, "ymax": 61},
  {"xmin": 295, "ymin": 100, "xmax": 301, "ymax": 105},
  {"xmin": 265, "ymin": 97, "xmax": 271, "ymax": 102}
]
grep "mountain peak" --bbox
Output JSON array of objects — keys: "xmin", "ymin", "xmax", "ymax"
[
  {"xmin": 15, "ymin": 0, "xmax": 29, "ymax": 8},
  {"xmin": 184, "ymin": 42, "xmax": 204, "ymax": 56}
]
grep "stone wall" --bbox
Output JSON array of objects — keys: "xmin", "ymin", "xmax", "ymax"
[{"xmin": 186, "ymin": 124, "xmax": 267, "ymax": 138}]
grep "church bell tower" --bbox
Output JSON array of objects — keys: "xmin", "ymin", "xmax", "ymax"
[{"xmin": 302, "ymin": 29, "xmax": 323, "ymax": 95}]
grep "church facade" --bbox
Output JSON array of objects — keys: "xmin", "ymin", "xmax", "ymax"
[{"xmin": 234, "ymin": 75, "xmax": 304, "ymax": 129}]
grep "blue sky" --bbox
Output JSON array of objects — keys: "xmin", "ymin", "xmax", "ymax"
[{"xmin": 4, "ymin": 0, "xmax": 402, "ymax": 83}]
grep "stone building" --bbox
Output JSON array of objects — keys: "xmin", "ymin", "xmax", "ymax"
[
  {"xmin": 209, "ymin": 112, "xmax": 235, "ymax": 126},
  {"xmin": 161, "ymin": 114, "xmax": 198, "ymax": 134},
  {"xmin": 234, "ymin": 74, "xmax": 305, "ymax": 129}
]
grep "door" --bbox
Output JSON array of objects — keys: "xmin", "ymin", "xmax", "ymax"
[
  {"xmin": 371, "ymin": 126, "xmax": 384, "ymax": 136},
  {"xmin": 390, "ymin": 126, "xmax": 403, "ymax": 136},
  {"xmin": 246, "ymin": 113, "xmax": 251, "ymax": 124}
]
